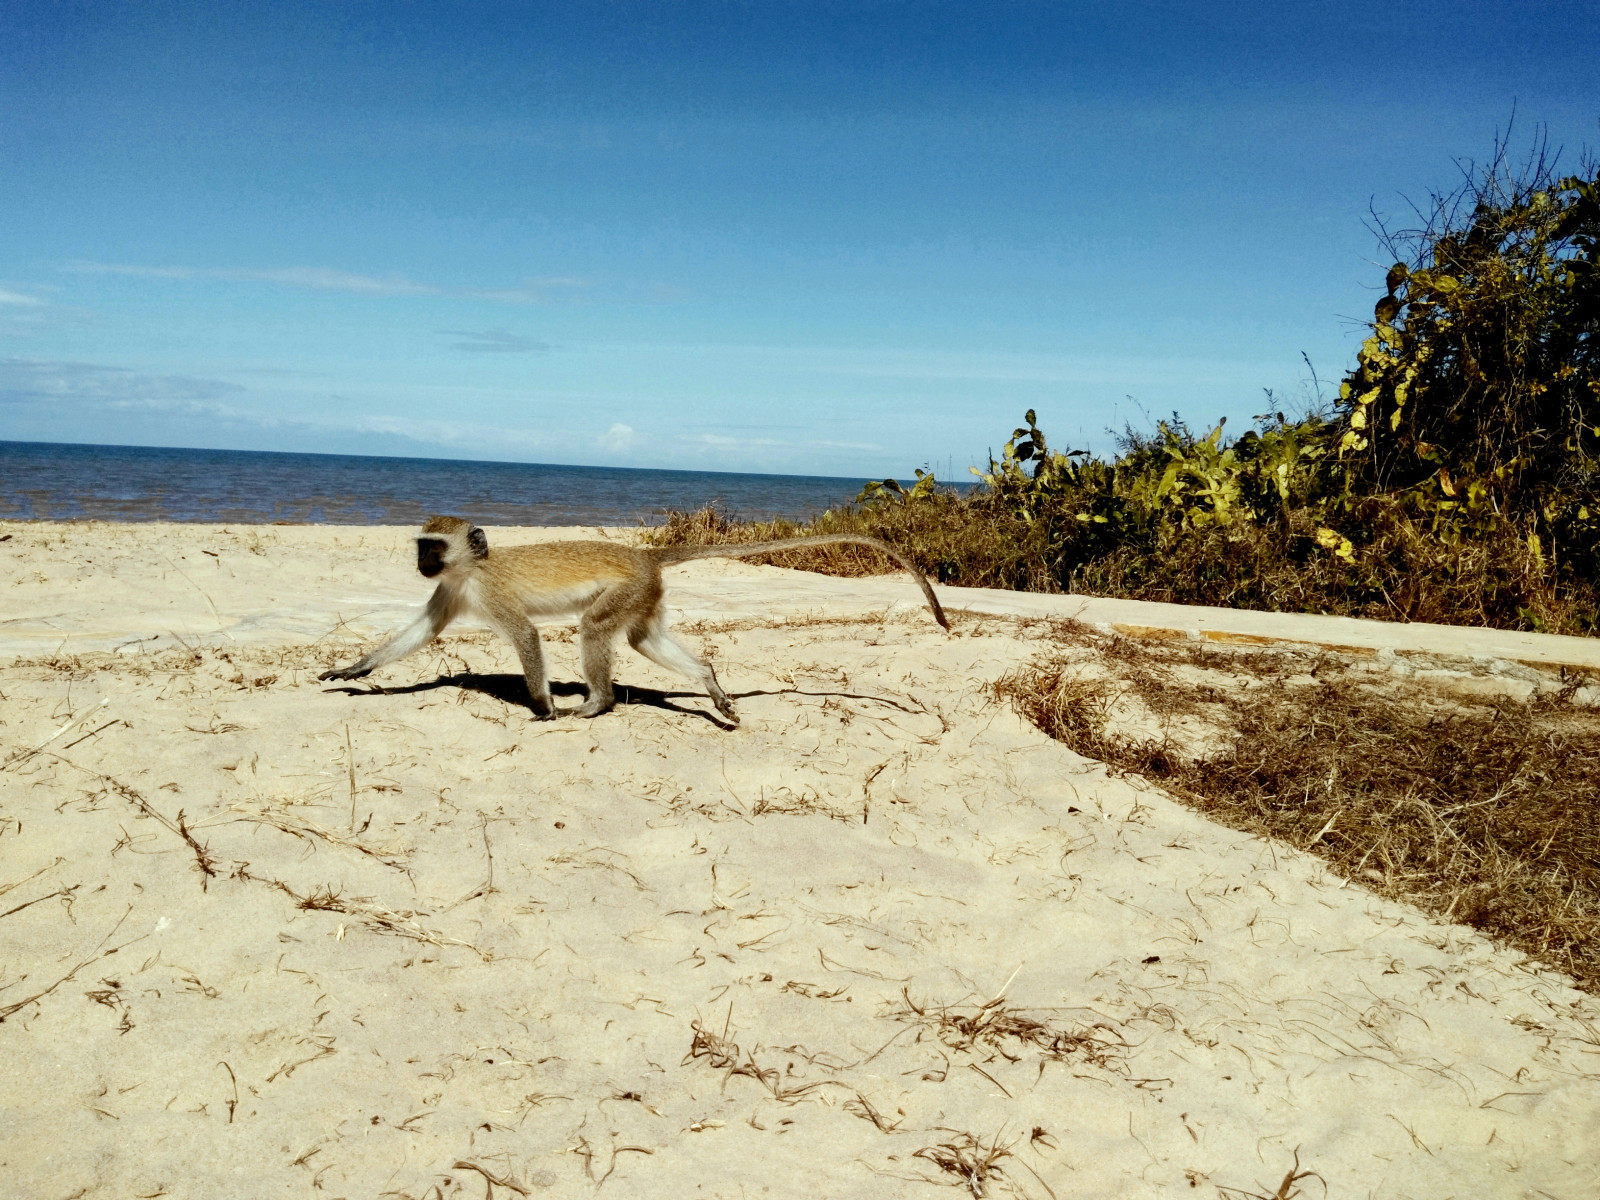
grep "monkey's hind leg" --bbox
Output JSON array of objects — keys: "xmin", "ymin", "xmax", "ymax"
[
  {"xmin": 629, "ymin": 610, "xmax": 738, "ymax": 725},
  {"xmin": 491, "ymin": 609, "xmax": 557, "ymax": 720},
  {"xmin": 573, "ymin": 589, "xmax": 631, "ymax": 719}
]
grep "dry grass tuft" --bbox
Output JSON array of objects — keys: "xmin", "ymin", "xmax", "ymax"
[
  {"xmin": 912, "ymin": 1131, "xmax": 1014, "ymax": 1198},
  {"xmin": 682, "ymin": 1015, "xmax": 844, "ymax": 1103},
  {"xmin": 995, "ymin": 637, "xmax": 1600, "ymax": 991},
  {"xmin": 891, "ymin": 991, "xmax": 1126, "ymax": 1070}
]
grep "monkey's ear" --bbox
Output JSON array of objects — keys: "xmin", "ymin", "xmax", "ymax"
[{"xmin": 467, "ymin": 526, "xmax": 489, "ymax": 558}]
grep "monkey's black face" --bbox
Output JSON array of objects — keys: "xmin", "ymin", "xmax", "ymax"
[{"xmin": 417, "ymin": 538, "xmax": 448, "ymax": 577}]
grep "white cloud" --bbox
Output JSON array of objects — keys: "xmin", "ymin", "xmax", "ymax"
[
  {"xmin": 806, "ymin": 438, "xmax": 884, "ymax": 452},
  {"xmin": 0, "ymin": 356, "xmax": 567, "ymax": 455},
  {"xmin": 0, "ymin": 357, "xmax": 244, "ymax": 407},
  {"xmin": 441, "ymin": 329, "xmax": 552, "ymax": 353},
  {"xmin": 65, "ymin": 261, "xmax": 591, "ymax": 304},
  {"xmin": 241, "ymin": 266, "xmax": 440, "ymax": 295},
  {"xmin": 0, "ymin": 288, "xmax": 43, "ymax": 306},
  {"xmin": 598, "ymin": 423, "xmax": 636, "ymax": 453},
  {"xmin": 67, "ymin": 260, "xmax": 437, "ymax": 296},
  {"xmin": 685, "ymin": 431, "xmax": 880, "ymax": 453},
  {"xmin": 470, "ymin": 277, "xmax": 591, "ymax": 303},
  {"xmin": 692, "ymin": 432, "xmax": 782, "ymax": 448}
]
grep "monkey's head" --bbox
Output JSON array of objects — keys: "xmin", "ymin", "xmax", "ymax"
[{"xmin": 417, "ymin": 515, "xmax": 488, "ymax": 578}]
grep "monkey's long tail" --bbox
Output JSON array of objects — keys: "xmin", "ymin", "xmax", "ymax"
[{"xmin": 647, "ymin": 535, "xmax": 949, "ymax": 629}]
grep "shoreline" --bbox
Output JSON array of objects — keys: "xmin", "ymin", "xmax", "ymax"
[{"xmin": 0, "ymin": 439, "xmax": 901, "ymax": 527}]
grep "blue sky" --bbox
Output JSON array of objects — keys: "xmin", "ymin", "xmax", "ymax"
[{"xmin": 2, "ymin": 2, "xmax": 1596, "ymax": 478}]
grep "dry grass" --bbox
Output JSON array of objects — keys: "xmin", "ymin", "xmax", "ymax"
[
  {"xmin": 912, "ymin": 1132, "xmax": 1014, "ymax": 1198},
  {"xmin": 994, "ymin": 632, "xmax": 1600, "ymax": 992},
  {"xmin": 889, "ymin": 991, "xmax": 1126, "ymax": 1071},
  {"xmin": 682, "ymin": 1013, "xmax": 846, "ymax": 1103}
]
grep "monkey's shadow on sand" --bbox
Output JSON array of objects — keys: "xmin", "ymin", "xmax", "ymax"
[
  {"xmin": 328, "ymin": 672, "xmax": 738, "ymax": 729},
  {"xmin": 327, "ymin": 674, "xmax": 923, "ymax": 730}
]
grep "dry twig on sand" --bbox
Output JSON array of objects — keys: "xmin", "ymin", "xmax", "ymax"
[
  {"xmin": 227, "ymin": 804, "xmax": 409, "ymax": 870},
  {"xmin": 237, "ymin": 870, "xmax": 491, "ymax": 960},
  {"xmin": 1218, "ymin": 1148, "xmax": 1326, "ymax": 1200},
  {"xmin": 99, "ymin": 775, "xmax": 218, "ymax": 888},
  {"xmin": 452, "ymin": 1159, "xmax": 532, "ymax": 1197},
  {"xmin": 0, "ymin": 906, "xmax": 145, "ymax": 1024}
]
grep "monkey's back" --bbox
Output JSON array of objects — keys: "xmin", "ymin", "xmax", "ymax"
[{"xmin": 478, "ymin": 540, "xmax": 655, "ymax": 620}]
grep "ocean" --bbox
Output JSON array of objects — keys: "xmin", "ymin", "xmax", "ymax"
[{"xmin": 0, "ymin": 440, "xmax": 887, "ymax": 526}]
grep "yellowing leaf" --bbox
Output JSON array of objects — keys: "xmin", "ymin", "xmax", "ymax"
[{"xmin": 1315, "ymin": 527, "xmax": 1355, "ymax": 561}]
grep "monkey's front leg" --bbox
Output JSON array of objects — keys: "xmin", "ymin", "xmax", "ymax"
[
  {"xmin": 318, "ymin": 612, "xmax": 438, "ymax": 680},
  {"xmin": 319, "ymin": 586, "xmax": 459, "ymax": 681}
]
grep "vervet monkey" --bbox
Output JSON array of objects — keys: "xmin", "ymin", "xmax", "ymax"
[{"xmin": 319, "ymin": 516, "xmax": 948, "ymax": 724}]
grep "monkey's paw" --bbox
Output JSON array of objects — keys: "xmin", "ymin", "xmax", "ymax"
[{"xmin": 319, "ymin": 666, "xmax": 372, "ymax": 681}]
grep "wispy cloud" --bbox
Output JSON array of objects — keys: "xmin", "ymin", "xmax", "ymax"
[
  {"xmin": 441, "ymin": 328, "xmax": 552, "ymax": 353},
  {"xmin": 0, "ymin": 357, "xmax": 244, "ymax": 407},
  {"xmin": 67, "ymin": 261, "xmax": 437, "ymax": 296},
  {"xmin": 692, "ymin": 432, "xmax": 784, "ymax": 448},
  {"xmin": 804, "ymin": 438, "xmax": 884, "ymax": 453},
  {"xmin": 687, "ymin": 430, "xmax": 882, "ymax": 454},
  {"xmin": 0, "ymin": 287, "xmax": 44, "ymax": 306},
  {"xmin": 65, "ymin": 260, "xmax": 590, "ymax": 304},
  {"xmin": 471, "ymin": 278, "xmax": 591, "ymax": 301},
  {"xmin": 0, "ymin": 356, "xmax": 893, "ymax": 474},
  {"xmin": 0, "ymin": 356, "xmax": 562, "ymax": 453}
]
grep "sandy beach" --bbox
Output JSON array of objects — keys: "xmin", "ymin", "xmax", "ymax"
[{"xmin": 2, "ymin": 521, "xmax": 1597, "ymax": 1199}]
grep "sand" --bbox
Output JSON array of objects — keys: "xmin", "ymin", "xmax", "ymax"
[{"xmin": 1, "ymin": 520, "xmax": 1597, "ymax": 1199}]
